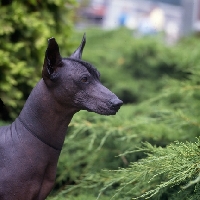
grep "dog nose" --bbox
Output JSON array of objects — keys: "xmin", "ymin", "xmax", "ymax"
[{"xmin": 111, "ymin": 99, "xmax": 123, "ymax": 109}]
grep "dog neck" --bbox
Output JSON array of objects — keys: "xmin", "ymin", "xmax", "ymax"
[{"xmin": 17, "ymin": 79, "xmax": 78, "ymax": 151}]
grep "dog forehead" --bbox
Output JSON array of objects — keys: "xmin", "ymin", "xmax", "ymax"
[
  {"xmin": 62, "ymin": 58, "xmax": 100, "ymax": 80},
  {"xmin": 63, "ymin": 59, "xmax": 89, "ymax": 74}
]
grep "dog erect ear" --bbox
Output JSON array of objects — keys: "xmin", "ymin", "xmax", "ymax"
[
  {"xmin": 70, "ymin": 33, "xmax": 86, "ymax": 60},
  {"xmin": 42, "ymin": 37, "xmax": 62, "ymax": 81}
]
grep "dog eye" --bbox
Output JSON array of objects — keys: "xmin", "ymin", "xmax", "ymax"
[{"xmin": 81, "ymin": 77, "xmax": 88, "ymax": 83}]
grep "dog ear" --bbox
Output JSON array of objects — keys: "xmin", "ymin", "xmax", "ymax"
[
  {"xmin": 42, "ymin": 38, "xmax": 62, "ymax": 81},
  {"xmin": 70, "ymin": 33, "xmax": 86, "ymax": 60}
]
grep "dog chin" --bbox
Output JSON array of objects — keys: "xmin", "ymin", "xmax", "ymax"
[{"xmin": 87, "ymin": 107, "xmax": 119, "ymax": 116}]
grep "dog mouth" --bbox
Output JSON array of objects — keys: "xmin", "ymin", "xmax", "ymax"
[
  {"xmin": 86, "ymin": 99, "xmax": 123, "ymax": 115},
  {"xmin": 87, "ymin": 107, "xmax": 119, "ymax": 115}
]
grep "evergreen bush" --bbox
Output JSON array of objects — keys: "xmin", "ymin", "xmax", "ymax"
[
  {"xmin": 0, "ymin": 0, "xmax": 76, "ymax": 119},
  {"xmin": 48, "ymin": 31, "xmax": 200, "ymax": 199},
  {"xmin": 73, "ymin": 28, "xmax": 192, "ymax": 104},
  {"xmin": 2, "ymin": 10, "xmax": 200, "ymax": 198}
]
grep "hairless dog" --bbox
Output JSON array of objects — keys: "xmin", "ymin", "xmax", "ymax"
[{"xmin": 0, "ymin": 34, "xmax": 123, "ymax": 200}]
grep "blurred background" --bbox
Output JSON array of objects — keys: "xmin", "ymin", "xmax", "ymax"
[
  {"xmin": 1, "ymin": 0, "xmax": 200, "ymax": 199},
  {"xmin": 76, "ymin": 0, "xmax": 200, "ymax": 44}
]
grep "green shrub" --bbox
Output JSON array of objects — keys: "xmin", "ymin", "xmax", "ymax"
[
  {"xmin": 2, "ymin": 19, "xmax": 200, "ymax": 199},
  {"xmin": 49, "ymin": 75, "xmax": 200, "ymax": 198},
  {"xmin": 48, "ymin": 193, "xmax": 110, "ymax": 200},
  {"xmin": 72, "ymin": 28, "xmax": 193, "ymax": 104},
  {"xmin": 0, "ymin": 0, "xmax": 76, "ymax": 119},
  {"xmin": 49, "ymin": 31, "xmax": 200, "ymax": 199}
]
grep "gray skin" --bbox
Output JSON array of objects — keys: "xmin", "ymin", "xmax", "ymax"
[{"xmin": 0, "ymin": 34, "xmax": 123, "ymax": 200}]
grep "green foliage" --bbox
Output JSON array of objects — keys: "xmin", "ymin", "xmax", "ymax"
[
  {"xmin": 48, "ymin": 30, "xmax": 200, "ymax": 199},
  {"xmin": 72, "ymin": 28, "xmax": 192, "ymax": 104},
  {"xmin": 2, "ymin": 15, "xmax": 200, "ymax": 199},
  {"xmin": 0, "ymin": 120, "xmax": 8, "ymax": 126},
  {"xmin": 48, "ymin": 76, "xmax": 200, "ymax": 199},
  {"xmin": 0, "ymin": 0, "xmax": 76, "ymax": 118},
  {"xmin": 47, "ymin": 193, "xmax": 110, "ymax": 200},
  {"xmin": 73, "ymin": 140, "xmax": 200, "ymax": 200}
]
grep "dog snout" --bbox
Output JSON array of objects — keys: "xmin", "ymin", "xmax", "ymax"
[{"xmin": 110, "ymin": 98, "xmax": 123, "ymax": 110}]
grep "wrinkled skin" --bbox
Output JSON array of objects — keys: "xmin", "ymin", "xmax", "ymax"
[{"xmin": 0, "ymin": 35, "xmax": 123, "ymax": 200}]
